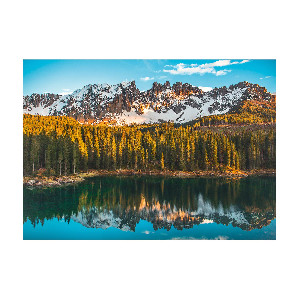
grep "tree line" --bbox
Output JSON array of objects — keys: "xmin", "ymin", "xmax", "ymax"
[{"xmin": 23, "ymin": 114, "xmax": 276, "ymax": 176}]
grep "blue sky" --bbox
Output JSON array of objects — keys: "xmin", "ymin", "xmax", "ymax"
[{"xmin": 23, "ymin": 59, "xmax": 276, "ymax": 95}]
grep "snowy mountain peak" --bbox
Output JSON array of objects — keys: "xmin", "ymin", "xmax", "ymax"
[{"xmin": 23, "ymin": 81, "xmax": 275, "ymax": 124}]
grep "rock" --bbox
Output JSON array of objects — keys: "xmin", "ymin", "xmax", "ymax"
[{"xmin": 24, "ymin": 81, "xmax": 275, "ymax": 125}]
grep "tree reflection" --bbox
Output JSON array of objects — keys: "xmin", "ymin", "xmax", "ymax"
[{"xmin": 24, "ymin": 176, "xmax": 276, "ymax": 231}]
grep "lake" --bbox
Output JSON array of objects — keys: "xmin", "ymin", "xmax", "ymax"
[{"xmin": 23, "ymin": 176, "xmax": 276, "ymax": 240}]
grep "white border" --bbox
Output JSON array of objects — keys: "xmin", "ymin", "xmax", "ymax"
[{"xmin": 1, "ymin": 1, "xmax": 300, "ymax": 299}]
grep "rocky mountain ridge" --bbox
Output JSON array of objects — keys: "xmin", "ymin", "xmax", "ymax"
[{"xmin": 23, "ymin": 81, "xmax": 275, "ymax": 125}]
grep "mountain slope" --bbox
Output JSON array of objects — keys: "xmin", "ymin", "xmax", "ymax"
[{"xmin": 23, "ymin": 81, "xmax": 275, "ymax": 125}]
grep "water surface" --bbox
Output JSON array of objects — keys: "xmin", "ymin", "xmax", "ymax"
[{"xmin": 23, "ymin": 176, "xmax": 276, "ymax": 240}]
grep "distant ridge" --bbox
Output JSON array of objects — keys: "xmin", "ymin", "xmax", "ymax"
[{"xmin": 23, "ymin": 81, "xmax": 275, "ymax": 125}]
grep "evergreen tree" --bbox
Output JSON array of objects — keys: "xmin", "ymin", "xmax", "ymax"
[
  {"xmin": 161, "ymin": 153, "xmax": 165, "ymax": 170},
  {"xmin": 23, "ymin": 114, "xmax": 276, "ymax": 175}
]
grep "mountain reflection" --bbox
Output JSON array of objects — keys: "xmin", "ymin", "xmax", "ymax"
[{"xmin": 23, "ymin": 176, "xmax": 276, "ymax": 232}]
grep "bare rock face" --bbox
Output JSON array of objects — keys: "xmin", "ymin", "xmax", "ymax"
[{"xmin": 23, "ymin": 81, "xmax": 275, "ymax": 124}]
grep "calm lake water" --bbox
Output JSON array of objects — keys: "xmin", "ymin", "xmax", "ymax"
[{"xmin": 23, "ymin": 176, "xmax": 276, "ymax": 240}]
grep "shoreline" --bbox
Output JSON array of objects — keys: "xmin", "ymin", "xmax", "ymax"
[{"xmin": 23, "ymin": 168, "xmax": 276, "ymax": 188}]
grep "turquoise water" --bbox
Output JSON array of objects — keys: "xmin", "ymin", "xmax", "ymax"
[{"xmin": 23, "ymin": 176, "xmax": 276, "ymax": 240}]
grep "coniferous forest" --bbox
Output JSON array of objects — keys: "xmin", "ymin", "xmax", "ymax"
[{"xmin": 23, "ymin": 114, "xmax": 276, "ymax": 176}]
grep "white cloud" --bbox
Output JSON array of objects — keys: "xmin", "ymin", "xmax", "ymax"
[
  {"xmin": 60, "ymin": 92, "xmax": 72, "ymax": 96},
  {"xmin": 59, "ymin": 89, "xmax": 73, "ymax": 96},
  {"xmin": 206, "ymin": 59, "xmax": 232, "ymax": 67},
  {"xmin": 216, "ymin": 69, "xmax": 231, "ymax": 76},
  {"xmin": 198, "ymin": 86, "xmax": 213, "ymax": 92},
  {"xmin": 240, "ymin": 59, "xmax": 250, "ymax": 64},
  {"xmin": 163, "ymin": 59, "xmax": 250, "ymax": 76},
  {"xmin": 159, "ymin": 75, "xmax": 167, "ymax": 79},
  {"xmin": 140, "ymin": 76, "xmax": 154, "ymax": 81},
  {"xmin": 164, "ymin": 64, "xmax": 215, "ymax": 75},
  {"xmin": 260, "ymin": 76, "xmax": 271, "ymax": 80}
]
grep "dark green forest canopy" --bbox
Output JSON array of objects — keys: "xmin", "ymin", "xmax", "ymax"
[{"xmin": 23, "ymin": 114, "xmax": 276, "ymax": 176}]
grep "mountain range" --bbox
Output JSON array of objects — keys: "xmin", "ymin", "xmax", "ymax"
[{"xmin": 23, "ymin": 81, "xmax": 276, "ymax": 125}]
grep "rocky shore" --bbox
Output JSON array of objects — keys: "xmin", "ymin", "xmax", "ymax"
[
  {"xmin": 23, "ymin": 169, "xmax": 276, "ymax": 188},
  {"xmin": 23, "ymin": 174, "xmax": 85, "ymax": 188}
]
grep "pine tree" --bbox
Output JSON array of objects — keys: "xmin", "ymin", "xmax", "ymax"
[
  {"xmin": 63, "ymin": 138, "xmax": 70, "ymax": 175},
  {"xmin": 161, "ymin": 152, "xmax": 165, "ymax": 170},
  {"xmin": 30, "ymin": 135, "xmax": 40, "ymax": 174},
  {"xmin": 111, "ymin": 137, "xmax": 117, "ymax": 170},
  {"xmin": 72, "ymin": 142, "xmax": 79, "ymax": 174},
  {"xmin": 23, "ymin": 114, "xmax": 276, "ymax": 175}
]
